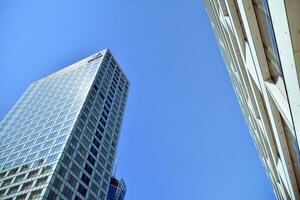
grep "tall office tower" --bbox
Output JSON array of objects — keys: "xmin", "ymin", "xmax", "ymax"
[
  {"xmin": 106, "ymin": 177, "xmax": 126, "ymax": 200},
  {"xmin": 0, "ymin": 49, "xmax": 129, "ymax": 200},
  {"xmin": 205, "ymin": 0, "xmax": 300, "ymax": 199}
]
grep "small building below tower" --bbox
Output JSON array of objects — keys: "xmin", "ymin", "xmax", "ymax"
[{"xmin": 106, "ymin": 177, "xmax": 126, "ymax": 200}]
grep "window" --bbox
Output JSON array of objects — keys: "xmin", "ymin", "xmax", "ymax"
[
  {"xmin": 102, "ymin": 112, "xmax": 108, "ymax": 121},
  {"xmin": 105, "ymin": 133, "xmax": 112, "ymax": 142},
  {"xmin": 108, "ymin": 155, "xmax": 113, "ymax": 163},
  {"xmin": 109, "ymin": 86, "xmax": 115, "ymax": 94},
  {"xmin": 95, "ymin": 131, "xmax": 102, "ymax": 141},
  {"xmin": 51, "ymin": 144, "xmax": 63, "ymax": 154},
  {"xmin": 90, "ymin": 146, "xmax": 98, "ymax": 157},
  {"xmin": 80, "ymin": 114, "xmax": 87, "ymax": 123},
  {"xmin": 252, "ymin": 0, "xmax": 283, "ymax": 77},
  {"xmin": 90, "ymin": 115, "xmax": 97, "ymax": 126},
  {"xmin": 77, "ymin": 144, "xmax": 87, "ymax": 158},
  {"xmin": 100, "ymin": 191, "xmax": 106, "ymax": 199},
  {"xmin": 29, "ymin": 189, "xmax": 42, "ymax": 199},
  {"xmin": 0, "ymin": 189, "xmax": 6, "ymax": 197},
  {"xmin": 84, "ymin": 163, "xmax": 93, "ymax": 175},
  {"xmin": 62, "ymin": 185, "xmax": 73, "ymax": 199},
  {"xmin": 101, "ymin": 147, "xmax": 108, "ymax": 158},
  {"xmin": 101, "ymin": 181, "xmax": 108, "ymax": 191},
  {"xmin": 107, "ymin": 95, "xmax": 113, "ymax": 104},
  {"xmin": 97, "ymin": 124, "xmax": 104, "ymax": 134},
  {"xmin": 74, "ymin": 195, "xmax": 81, "ymax": 200},
  {"xmin": 92, "ymin": 138, "xmax": 100, "ymax": 148},
  {"xmin": 16, "ymin": 194, "xmax": 27, "ymax": 200},
  {"xmin": 81, "ymin": 173, "xmax": 90, "ymax": 186},
  {"xmin": 86, "ymin": 122, "xmax": 95, "ymax": 135},
  {"xmin": 77, "ymin": 184, "xmax": 87, "ymax": 197},
  {"xmin": 68, "ymin": 174, "xmax": 77, "ymax": 188},
  {"xmin": 88, "ymin": 193, "xmax": 97, "ymax": 200},
  {"xmin": 46, "ymin": 154, "xmax": 58, "ymax": 163},
  {"xmin": 62, "ymin": 155, "xmax": 71, "ymax": 167},
  {"xmin": 71, "ymin": 136, "xmax": 79, "ymax": 147},
  {"xmin": 7, "ymin": 185, "xmax": 19, "ymax": 195},
  {"xmin": 55, "ymin": 135, "xmax": 67, "ymax": 143},
  {"xmin": 8, "ymin": 167, "xmax": 18, "ymax": 176},
  {"xmin": 105, "ymin": 100, "xmax": 111, "ymax": 109},
  {"xmin": 66, "ymin": 145, "xmax": 75, "ymax": 157},
  {"xmin": 14, "ymin": 174, "xmax": 26, "ymax": 183},
  {"xmin": 96, "ymin": 163, "xmax": 104, "ymax": 175},
  {"xmin": 1, "ymin": 178, "xmax": 12, "ymax": 187},
  {"xmin": 106, "ymin": 163, "xmax": 112, "ymax": 172},
  {"xmin": 91, "ymin": 182, "xmax": 99, "ymax": 195},
  {"xmin": 38, "ymin": 148, "xmax": 50, "ymax": 157},
  {"xmin": 93, "ymin": 85, "xmax": 98, "ymax": 92},
  {"xmin": 0, "ymin": 172, "xmax": 6, "ymax": 178},
  {"xmin": 99, "ymin": 92, "xmax": 105, "ymax": 100},
  {"xmin": 35, "ymin": 177, "xmax": 47, "ymax": 186},
  {"xmin": 103, "ymin": 106, "xmax": 109, "ymax": 114},
  {"xmin": 82, "ymin": 136, "xmax": 90, "ymax": 149},
  {"xmin": 104, "ymin": 172, "xmax": 110, "ymax": 181},
  {"xmin": 71, "ymin": 163, "xmax": 80, "ymax": 174},
  {"xmin": 108, "ymin": 91, "xmax": 114, "ymax": 99},
  {"xmin": 75, "ymin": 153, "xmax": 84, "ymax": 166},
  {"xmin": 53, "ymin": 178, "xmax": 62, "ymax": 191},
  {"xmin": 99, "ymin": 117, "xmax": 106, "ymax": 127},
  {"xmin": 93, "ymin": 172, "xmax": 101, "ymax": 181},
  {"xmin": 47, "ymin": 190, "xmax": 57, "ymax": 200},
  {"xmin": 87, "ymin": 154, "xmax": 96, "ymax": 166},
  {"xmin": 111, "ymin": 141, "xmax": 116, "ymax": 149},
  {"xmin": 21, "ymin": 181, "xmax": 33, "ymax": 191},
  {"xmin": 41, "ymin": 165, "xmax": 52, "ymax": 174},
  {"xmin": 99, "ymin": 155, "xmax": 106, "ymax": 165}
]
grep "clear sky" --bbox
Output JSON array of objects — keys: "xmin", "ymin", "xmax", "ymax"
[{"xmin": 0, "ymin": 0, "xmax": 275, "ymax": 199}]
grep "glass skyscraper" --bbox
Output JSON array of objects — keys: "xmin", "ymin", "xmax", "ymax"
[
  {"xmin": 106, "ymin": 177, "xmax": 126, "ymax": 200},
  {"xmin": 0, "ymin": 49, "xmax": 129, "ymax": 200}
]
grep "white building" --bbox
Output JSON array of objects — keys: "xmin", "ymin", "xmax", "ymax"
[{"xmin": 205, "ymin": 1, "xmax": 300, "ymax": 199}]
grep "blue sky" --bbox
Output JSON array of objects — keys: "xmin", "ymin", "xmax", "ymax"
[{"xmin": 0, "ymin": 0, "xmax": 275, "ymax": 199}]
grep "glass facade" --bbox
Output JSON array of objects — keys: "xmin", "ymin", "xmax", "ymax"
[
  {"xmin": 0, "ymin": 49, "xmax": 129, "ymax": 200},
  {"xmin": 106, "ymin": 177, "xmax": 126, "ymax": 200}
]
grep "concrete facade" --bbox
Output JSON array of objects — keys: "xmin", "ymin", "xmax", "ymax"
[{"xmin": 205, "ymin": 0, "xmax": 300, "ymax": 199}]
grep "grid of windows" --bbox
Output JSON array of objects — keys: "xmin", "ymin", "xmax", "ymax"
[
  {"xmin": 0, "ymin": 164, "xmax": 52, "ymax": 199},
  {"xmin": 0, "ymin": 58, "xmax": 101, "ymax": 171},
  {"xmin": 45, "ymin": 51, "xmax": 129, "ymax": 200},
  {"xmin": 0, "ymin": 49, "xmax": 129, "ymax": 200}
]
